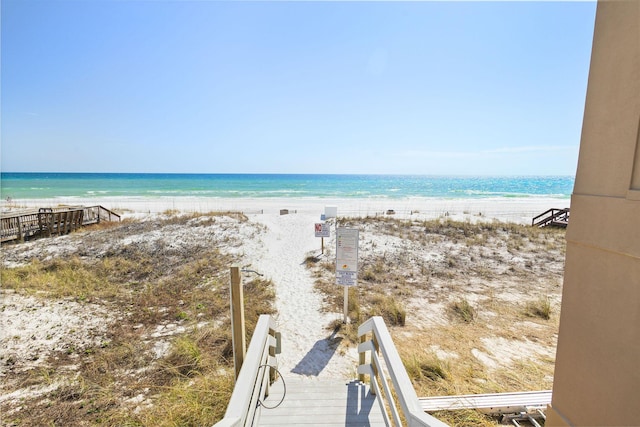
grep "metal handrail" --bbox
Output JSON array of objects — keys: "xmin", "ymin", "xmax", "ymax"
[
  {"xmin": 213, "ymin": 315, "xmax": 278, "ymax": 427},
  {"xmin": 358, "ymin": 317, "xmax": 449, "ymax": 427}
]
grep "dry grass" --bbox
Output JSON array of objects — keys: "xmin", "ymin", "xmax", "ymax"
[
  {"xmin": 307, "ymin": 217, "xmax": 565, "ymax": 426},
  {"xmin": 448, "ymin": 298, "xmax": 475, "ymax": 323},
  {"xmin": 404, "ymin": 352, "xmax": 449, "ymax": 381},
  {"xmin": 2, "ymin": 214, "xmax": 565, "ymax": 426},
  {"xmin": 525, "ymin": 296, "xmax": 553, "ymax": 320},
  {"xmin": 0, "ymin": 212, "xmax": 273, "ymax": 426},
  {"xmin": 433, "ymin": 409, "xmax": 496, "ymax": 427}
]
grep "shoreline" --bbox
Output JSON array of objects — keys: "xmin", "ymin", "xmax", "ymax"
[{"xmin": 1, "ymin": 196, "xmax": 570, "ymax": 224}]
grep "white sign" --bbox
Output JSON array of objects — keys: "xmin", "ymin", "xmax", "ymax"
[
  {"xmin": 315, "ymin": 223, "xmax": 330, "ymax": 238},
  {"xmin": 336, "ymin": 228, "xmax": 358, "ymax": 286},
  {"xmin": 325, "ymin": 206, "xmax": 338, "ymax": 219},
  {"xmin": 336, "ymin": 271, "xmax": 357, "ymax": 286}
]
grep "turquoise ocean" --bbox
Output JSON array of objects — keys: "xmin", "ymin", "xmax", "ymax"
[{"xmin": 0, "ymin": 173, "xmax": 573, "ymax": 201}]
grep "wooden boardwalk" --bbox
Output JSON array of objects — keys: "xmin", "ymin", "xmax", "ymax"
[
  {"xmin": 258, "ymin": 377, "xmax": 385, "ymax": 426},
  {"xmin": 213, "ymin": 316, "xmax": 552, "ymax": 427},
  {"xmin": 420, "ymin": 390, "xmax": 551, "ymax": 414},
  {"xmin": 0, "ymin": 205, "xmax": 120, "ymax": 243}
]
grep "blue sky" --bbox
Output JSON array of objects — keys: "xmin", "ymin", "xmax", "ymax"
[{"xmin": 1, "ymin": 1, "xmax": 596, "ymax": 175}]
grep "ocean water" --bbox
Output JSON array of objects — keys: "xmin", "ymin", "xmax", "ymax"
[{"xmin": 0, "ymin": 173, "xmax": 573, "ymax": 201}]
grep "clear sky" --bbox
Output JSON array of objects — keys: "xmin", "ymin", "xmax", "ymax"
[{"xmin": 1, "ymin": 0, "xmax": 596, "ymax": 175}]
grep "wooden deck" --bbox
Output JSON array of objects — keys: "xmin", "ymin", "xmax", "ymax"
[
  {"xmin": 0, "ymin": 205, "xmax": 120, "ymax": 243},
  {"xmin": 257, "ymin": 377, "xmax": 386, "ymax": 426}
]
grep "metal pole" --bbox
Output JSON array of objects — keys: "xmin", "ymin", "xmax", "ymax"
[{"xmin": 230, "ymin": 266, "xmax": 246, "ymax": 379}]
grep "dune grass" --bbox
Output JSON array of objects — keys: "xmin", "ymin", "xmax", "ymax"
[
  {"xmin": 307, "ymin": 216, "xmax": 565, "ymax": 426},
  {"xmin": 0, "ymin": 212, "xmax": 273, "ymax": 427},
  {"xmin": 2, "ymin": 214, "xmax": 564, "ymax": 426},
  {"xmin": 525, "ymin": 296, "xmax": 553, "ymax": 320},
  {"xmin": 448, "ymin": 298, "xmax": 475, "ymax": 323}
]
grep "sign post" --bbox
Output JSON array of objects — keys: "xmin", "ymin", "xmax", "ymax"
[
  {"xmin": 336, "ymin": 227, "xmax": 359, "ymax": 323},
  {"xmin": 315, "ymin": 222, "xmax": 330, "ymax": 254}
]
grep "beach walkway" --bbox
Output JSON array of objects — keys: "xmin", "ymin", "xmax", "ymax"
[
  {"xmin": 257, "ymin": 378, "xmax": 551, "ymax": 426},
  {"xmin": 213, "ymin": 315, "xmax": 449, "ymax": 427},
  {"xmin": 215, "ymin": 211, "xmax": 551, "ymax": 427},
  {"xmin": 0, "ymin": 205, "xmax": 120, "ymax": 243},
  {"xmin": 258, "ymin": 377, "xmax": 385, "ymax": 426},
  {"xmin": 214, "ymin": 316, "xmax": 550, "ymax": 426}
]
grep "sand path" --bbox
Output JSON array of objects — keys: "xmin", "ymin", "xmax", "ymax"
[{"xmin": 245, "ymin": 212, "xmax": 356, "ymax": 380}]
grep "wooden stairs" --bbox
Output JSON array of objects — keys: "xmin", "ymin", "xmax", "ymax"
[{"xmin": 532, "ymin": 208, "xmax": 570, "ymax": 228}]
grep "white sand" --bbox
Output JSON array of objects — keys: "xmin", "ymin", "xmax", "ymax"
[
  {"xmin": 1, "ymin": 196, "xmax": 567, "ymax": 384},
  {"xmin": 242, "ymin": 212, "xmax": 356, "ymax": 379},
  {"xmin": 0, "ymin": 291, "xmax": 113, "ymax": 376},
  {"xmin": 2, "ymin": 196, "xmax": 568, "ymax": 225}
]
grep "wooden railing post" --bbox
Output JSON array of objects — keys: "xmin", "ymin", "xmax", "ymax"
[
  {"xmin": 16, "ymin": 217, "xmax": 24, "ymax": 242},
  {"xmin": 230, "ymin": 266, "xmax": 246, "ymax": 379},
  {"xmin": 359, "ymin": 334, "xmax": 367, "ymax": 383},
  {"xmin": 265, "ymin": 327, "xmax": 277, "ymax": 398}
]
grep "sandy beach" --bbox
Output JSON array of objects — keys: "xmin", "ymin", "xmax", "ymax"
[
  {"xmin": 0, "ymin": 197, "xmax": 567, "ymax": 425},
  {"xmin": 3, "ymin": 195, "xmax": 568, "ymax": 223}
]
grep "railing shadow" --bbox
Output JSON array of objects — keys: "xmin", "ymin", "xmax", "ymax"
[
  {"xmin": 291, "ymin": 329, "xmax": 342, "ymax": 376},
  {"xmin": 345, "ymin": 380, "xmax": 376, "ymax": 427}
]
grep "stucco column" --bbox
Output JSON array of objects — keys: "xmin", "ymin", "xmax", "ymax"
[{"xmin": 546, "ymin": 1, "xmax": 640, "ymax": 426}]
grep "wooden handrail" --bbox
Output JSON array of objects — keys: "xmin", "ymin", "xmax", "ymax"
[
  {"xmin": 532, "ymin": 208, "xmax": 570, "ymax": 227},
  {"xmin": 1, "ymin": 205, "xmax": 120, "ymax": 243},
  {"xmin": 358, "ymin": 317, "xmax": 449, "ymax": 427},
  {"xmin": 213, "ymin": 315, "xmax": 279, "ymax": 427}
]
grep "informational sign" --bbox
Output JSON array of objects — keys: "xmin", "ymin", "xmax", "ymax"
[
  {"xmin": 315, "ymin": 223, "xmax": 330, "ymax": 238},
  {"xmin": 325, "ymin": 206, "xmax": 338, "ymax": 219},
  {"xmin": 336, "ymin": 228, "xmax": 359, "ymax": 286},
  {"xmin": 336, "ymin": 271, "xmax": 357, "ymax": 286}
]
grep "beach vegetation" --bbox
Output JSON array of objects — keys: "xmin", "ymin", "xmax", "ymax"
[
  {"xmin": 304, "ymin": 254, "xmax": 321, "ymax": 266},
  {"xmin": 0, "ymin": 212, "xmax": 274, "ymax": 426},
  {"xmin": 156, "ymin": 209, "xmax": 248, "ymax": 226},
  {"xmin": 2, "ymin": 212, "xmax": 566, "ymax": 427},
  {"xmin": 306, "ymin": 216, "xmax": 564, "ymax": 425},
  {"xmin": 403, "ymin": 352, "xmax": 449, "ymax": 381},
  {"xmin": 162, "ymin": 208, "xmax": 181, "ymax": 216},
  {"xmin": 370, "ymin": 294, "xmax": 407, "ymax": 326},
  {"xmin": 448, "ymin": 298, "xmax": 475, "ymax": 323},
  {"xmin": 432, "ymin": 409, "xmax": 496, "ymax": 427},
  {"xmin": 525, "ymin": 296, "xmax": 553, "ymax": 320}
]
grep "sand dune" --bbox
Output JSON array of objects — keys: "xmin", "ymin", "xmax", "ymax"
[{"xmin": 1, "ymin": 198, "xmax": 565, "ymax": 422}]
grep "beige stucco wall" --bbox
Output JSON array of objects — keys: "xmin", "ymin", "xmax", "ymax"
[{"xmin": 547, "ymin": 1, "xmax": 640, "ymax": 426}]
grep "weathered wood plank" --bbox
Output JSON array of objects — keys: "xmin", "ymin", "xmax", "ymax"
[
  {"xmin": 420, "ymin": 390, "xmax": 552, "ymax": 414},
  {"xmin": 258, "ymin": 378, "xmax": 385, "ymax": 426},
  {"xmin": 0, "ymin": 205, "xmax": 120, "ymax": 243}
]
